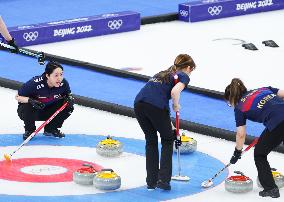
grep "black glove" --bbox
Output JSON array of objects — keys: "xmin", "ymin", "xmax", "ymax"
[
  {"xmin": 38, "ymin": 52, "xmax": 45, "ymax": 65},
  {"xmin": 64, "ymin": 93, "xmax": 74, "ymax": 107},
  {"xmin": 173, "ymin": 130, "xmax": 182, "ymax": 149},
  {"xmin": 28, "ymin": 98, "xmax": 45, "ymax": 110},
  {"xmin": 7, "ymin": 38, "xmax": 19, "ymax": 53},
  {"xmin": 230, "ymin": 147, "xmax": 242, "ymax": 164},
  {"xmin": 175, "ymin": 138, "xmax": 182, "ymax": 149}
]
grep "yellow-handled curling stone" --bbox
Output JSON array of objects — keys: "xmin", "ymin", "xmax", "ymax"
[
  {"xmin": 173, "ymin": 133, "xmax": 197, "ymax": 154},
  {"xmin": 257, "ymin": 168, "xmax": 284, "ymax": 189},
  {"xmin": 93, "ymin": 168, "xmax": 121, "ymax": 190},
  {"xmin": 96, "ymin": 136, "xmax": 123, "ymax": 157}
]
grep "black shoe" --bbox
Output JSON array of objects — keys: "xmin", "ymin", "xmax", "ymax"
[
  {"xmin": 259, "ymin": 188, "xmax": 280, "ymax": 198},
  {"xmin": 43, "ymin": 128, "xmax": 65, "ymax": 138},
  {"xmin": 157, "ymin": 180, "xmax": 171, "ymax": 191},
  {"xmin": 23, "ymin": 131, "xmax": 33, "ymax": 140}
]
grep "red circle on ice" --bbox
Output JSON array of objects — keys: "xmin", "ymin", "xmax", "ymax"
[{"xmin": 0, "ymin": 158, "xmax": 102, "ymax": 182}]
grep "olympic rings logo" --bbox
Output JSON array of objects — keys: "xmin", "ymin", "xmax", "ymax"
[
  {"xmin": 23, "ymin": 31, "xmax": 39, "ymax": 41},
  {"xmin": 208, "ymin": 6, "xmax": 223, "ymax": 16},
  {"xmin": 179, "ymin": 10, "xmax": 189, "ymax": 17},
  {"xmin": 108, "ymin": 20, "xmax": 123, "ymax": 30}
]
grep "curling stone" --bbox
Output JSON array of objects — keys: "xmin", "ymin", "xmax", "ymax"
[
  {"xmin": 93, "ymin": 168, "xmax": 121, "ymax": 190},
  {"xmin": 174, "ymin": 133, "xmax": 197, "ymax": 153},
  {"xmin": 225, "ymin": 171, "xmax": 253, "ymax": 193},
  {"xmin": 257, "ymin": 168, "xmax": 284, "ymax": 188},
  {"xmin": 96, "ymin": 136, "xmax": 123, "ymax": 157},
  {"xmin": 73, "ymin": 164, "xmax": 97, "ymax": 185}
]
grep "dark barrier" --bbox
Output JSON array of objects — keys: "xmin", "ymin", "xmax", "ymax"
[{"xmin": 141, "ymin": 13, "xmax": 178, "ymax": 25}]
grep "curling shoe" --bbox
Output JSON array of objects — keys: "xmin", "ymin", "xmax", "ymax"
[
  {"xmin": 44, "ymin": 128, "xmax": 65, "ymax": 138},
  {"xmin": 23, "ymin": 131, "xmax": 33, "ymax": 140},
  {"xmin": 259, "ymin": 188, "xmax": 280, "ymax": 198},
  {"xmin": 157, "ymin": 180, "xmax": 171, "ymax": 191}
]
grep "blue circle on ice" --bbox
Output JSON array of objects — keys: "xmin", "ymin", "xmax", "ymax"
[{"xmin": 0, "ymin": 134, "xmax": 228, "ymax": 202}]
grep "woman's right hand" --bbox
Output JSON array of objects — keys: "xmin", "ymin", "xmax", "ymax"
[{"xmin": 173, "ymin": 103, "xmax": 180, "ymax": 112}]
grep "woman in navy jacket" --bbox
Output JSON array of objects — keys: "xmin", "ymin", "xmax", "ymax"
[
  {"xmin": 16, "ymin": 61, "xmax": 74, "ymax": 140},
  {"xmin": 134, "ymin": 54, "xmax": 196, "ymax": 191},
  {"xmin": 225, "ymin": 78, "xmax": 284, "ymax": 198}
]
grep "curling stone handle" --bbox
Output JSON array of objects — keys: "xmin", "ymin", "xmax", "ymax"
[
  {"xmin": 234, "ymin": 171, "xmax": 244, "ymax": 176},
  {"xmin": 83, "ymin": 163, "xmax": 94, "ymax": 168},
  {"xmin": 101, "ymin": 168, "xmax": 114, "ymax": 172}
]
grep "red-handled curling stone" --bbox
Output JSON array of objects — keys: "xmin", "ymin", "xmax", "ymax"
[
  {"xmin": 73, "ymin": 163, "xmax": 98, "ymax": 185},
  {"xmin": 225, "ymin": 171, "xmax": 253, "ymax": 193}
]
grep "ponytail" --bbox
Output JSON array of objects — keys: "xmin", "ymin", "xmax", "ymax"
[
  {"xmin": 155, "ymin": 54, "xmax": 196, "ymax": 83},
  {"xmin": 224, "ymin": 78, "xmax": 247, "ymax": 106}
]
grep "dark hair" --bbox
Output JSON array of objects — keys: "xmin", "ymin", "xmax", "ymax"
[
  {"xmin": 155, "ymin": 54, "xmax": 196, "ymax": 83},
  {"xmin": 44, "ymin": 61, "xmax": 63, "ymax": 76},
  {"xmin": 224, "ymin": 78, "xmax": 247, "ymax": 106}
]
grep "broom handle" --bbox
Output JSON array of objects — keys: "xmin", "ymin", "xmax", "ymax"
[{"xmin": 174, "ymin": 74, "xmax": 182, "ymax": 175}]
